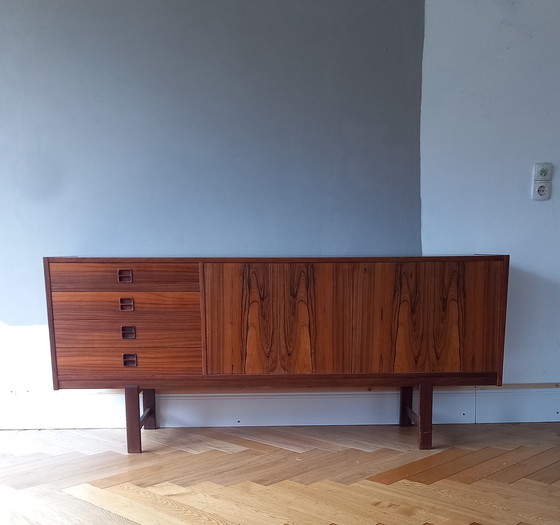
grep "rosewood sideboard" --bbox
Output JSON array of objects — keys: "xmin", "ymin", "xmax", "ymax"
[{"xmin": 43, "ymin": 256, "xmax": 509, "ymax": 452}]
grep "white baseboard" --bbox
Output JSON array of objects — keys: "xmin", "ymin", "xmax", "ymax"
[
  {"xmin": 476, "ymin": 388, "xmax": 560, "ymax": 423},
  {"xmin": 157, "ymin": 387, "xmax": 560, "ymax": 427},
  {"xmin": 2, "ymin": 387, "xmax": 558, "ymax": 430},
  {"xmin": 157, "ymin": 392, "xmax": 401, "ymax": 427}
]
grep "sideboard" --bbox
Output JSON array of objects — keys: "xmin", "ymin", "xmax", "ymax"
[{"xmin": 44, "ymin": 256, "xmax": 509, "ymax": 452}]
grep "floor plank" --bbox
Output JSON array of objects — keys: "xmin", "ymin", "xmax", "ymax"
[
  {"xmin": 368, "ymin": 448, "xmax": 472, "ymax": 484},
  {"xmin": 446, "ymin": 446, "xmax": 548, "ymax": 484},
  {"xmin": 486, "ymin": 446, "xmax": 560, "ymax": 483},
  {"xmin": 406, "ymin": 447, "xmax": 510, "ymax": 484}
]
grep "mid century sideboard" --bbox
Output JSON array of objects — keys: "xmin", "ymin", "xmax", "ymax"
[{"xmin": 44, "ymin": 256, "xmax": 509, "ymax": 452}]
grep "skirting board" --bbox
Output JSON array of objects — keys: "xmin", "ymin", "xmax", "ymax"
[
  {"xmin": 1, "ymin": 387, "xmax": 559, "ymax": 430},
  {"xmin": 156, "ymin": 387, "xmax": 560, "ymax": 427}
]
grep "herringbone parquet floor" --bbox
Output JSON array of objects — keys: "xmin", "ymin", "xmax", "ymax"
[{"xmin": 1, "ymin": 423, "xmax": 559, "ymax": 524}]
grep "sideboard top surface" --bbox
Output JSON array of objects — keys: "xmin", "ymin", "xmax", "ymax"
[{"xmin": 45, "ymin": 255, "xmax": 509, "ymax": 263}]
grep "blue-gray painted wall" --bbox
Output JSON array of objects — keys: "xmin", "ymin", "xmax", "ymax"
[{"xmin": 1, "ymin": 0, "xmax": 423, "ymax": 325}]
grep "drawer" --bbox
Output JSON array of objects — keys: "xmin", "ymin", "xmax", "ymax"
[
  {"xmin": 51, "ymin": 292, "xmax": 201, "ymax": 320},
  {"xmin": 53, "ymin": 318, "xmax": 202, "ymax": 348},
  {"xmin": 56, "ymin": 347, "xmax": 202, "ymax": 377},
  {"xmin": 48, "ymin": 262, "xmax": 200, "ymax": 292}
]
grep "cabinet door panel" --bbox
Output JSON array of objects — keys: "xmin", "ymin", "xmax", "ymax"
[
  {"xmin": 277, "ymin": 263, "xmax": 312, "ymax": 374},
  {"xmin": 389, "ymin": 260, "xmax": 507, "ymax": 374},
  {"xmin": 307, "ymin": 263, "xmax": 353, "ymax": 373},
  {"xmin": 205, "ymin": 263, "xmax": 285, "ymax": 374},
  {"xmin": 430, "ymin": 261, "xmax": 463, "ymax": 372},
  {"xmin": 242, "ymin": 263, "xmax": 277, "ymax": 373},
  {"xmin": 462, "ymin": 260, "xmax": 508, "ymax": 375},
  {"xmin": 204, "ymin": 263, "xmax": 246, "ymax": 374},
  {"xmin": 388, "ymin": 261, "xmax": 463, "ymax": 373},
  {"xmin": 351, "ymin": 262, "xmax": 397, "ymax": 373},
  {"xmin": 204, "ymin": 262, "xmax": 352, "ymax": 374}
]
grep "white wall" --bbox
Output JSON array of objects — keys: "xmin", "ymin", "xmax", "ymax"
[{"xmin": 421, "ymin": 0, "xmax": 560, "ymax": 383}]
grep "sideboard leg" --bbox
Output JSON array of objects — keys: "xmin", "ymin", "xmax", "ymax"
[
  {"xmin": 125, "ymin": 385, "xmax": 142, "ymax": 453},
  {"xmin": 142, "ymin": 389, "xmax": 157, "ymax": 430},
  {"xmin": 417, "ymin": 383, "xmax": 433, "ymax": 450},
  {"xmin": 399, "ymin": 386, "xmax": 414, "ymax": 427}
]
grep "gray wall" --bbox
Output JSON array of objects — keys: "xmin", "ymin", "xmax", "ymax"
[{"xmin": 1, "ymin": 0, "xmax": 423, "ymax": 325}]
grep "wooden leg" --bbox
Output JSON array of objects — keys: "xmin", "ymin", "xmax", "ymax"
[
  {"xmin": 399, "ymin": 386, "xmax": 414, "ymax": 427},
  {"xmin": 417, "ymin": 383, "xmax": 433, "ymax": 450},
  {"xmin": 142, "ymin": 389, "xmax": 157, "ymax": 430},
  {"xmin": 125, "ymin": 385, "xmax": 142, "ymax": 453}
]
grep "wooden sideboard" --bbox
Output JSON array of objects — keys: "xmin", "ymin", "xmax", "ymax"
[{"xmin": 44, "ymin": 256, "xmax": 509, "ymax": 452}]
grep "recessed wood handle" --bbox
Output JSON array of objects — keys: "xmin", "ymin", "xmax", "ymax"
[
  {"xmin": 119, "ymin": 297, "xmax": 135, "ymax": 311},
  {"xmin": 123, "ymin": 353, "xmax": 138, "ymax": 367},
  {"xmin": 121, "ymin": 326, "xmax": 136, "ymax": 340},
  {"xmin": 117, "ymin": 269, "xmax": 133, "ymax": 283}
]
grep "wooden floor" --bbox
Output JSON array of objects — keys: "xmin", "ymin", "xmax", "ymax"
[{"xmin": 1, "ymin": 423, "xmax": 559, "ymax": 525}]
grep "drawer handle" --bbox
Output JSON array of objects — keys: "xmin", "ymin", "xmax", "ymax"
[
  {"xmin": 117, "ymin": 269, "xmax": 133, "ymax": 283},
  {"xmin": 121, "ymin": 325, "xmax": 136, "ymax": 340},
  {"xmin": 119, "ymin": 297, "xmax": 135, "ymax": 311},
  {"xmin": 123, "ymin": 353, "xmax": 138, "ymax": 367}
]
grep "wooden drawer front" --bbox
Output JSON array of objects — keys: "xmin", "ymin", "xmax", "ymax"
[
  {"xmin": 49, "ymin": 262, "xmax": 200, "ymax": 292},
  {"xmin": 54, "ymin": 317, "xmax": 201, "ymax": 348},
  {"xmin": 56, "ymin": 347, "xmax": 202, "ymax": 376},
  {"xmin": 51, "ymin": 292, "xmax": 201, "ymax": 321}
]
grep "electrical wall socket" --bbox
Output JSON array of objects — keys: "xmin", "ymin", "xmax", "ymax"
[
  {"xmin": 533, "ymin": 181, "xmax": 551, "ymax": 200},
  {"xmin": 532, "ymin": 163, "xmax": 553, "ymax": 200}
]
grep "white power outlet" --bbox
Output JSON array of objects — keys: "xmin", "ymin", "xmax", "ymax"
[
  {"xmin": 532, "ymin": 163, "xmax": 553, "ymax": 200},
  {"xmin": 533, "ymin": 181, "xmax": 551, "ymax": 200}
]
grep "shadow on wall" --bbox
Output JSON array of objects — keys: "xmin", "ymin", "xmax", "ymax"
[{"xmin": 503, "ymin": 266, "xmax": 560, "ymax": 383}]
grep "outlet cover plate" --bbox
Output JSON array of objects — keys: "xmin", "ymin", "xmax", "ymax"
[{"xmin": 534, "ymin": 163, "xmax": 553, "ymax": 181}]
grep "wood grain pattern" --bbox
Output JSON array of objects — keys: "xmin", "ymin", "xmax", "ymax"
[
  {"xmin": 51, "ymin": 291, "xmax": 201, "ymax": 320},
  {"xmin": 351, "ymin": 262, "xmax": 395, "ymax": 373},
  {"xmin": 53, "ymin": 316, "xmax": 201, "ymax": 348},
  {"xmin": 430, "ymin": 261, "xmax": 463, "ymax": 372},
  {"xmin": 462, "ymin": 260, "xmax": 509, "ymax": 382},
  {"xmin": 49, "ymin": 262, "xmax": 201, "ymax": 292},
  {"xmin": 44, "ymin": 256, "xmax": 508, "ymax": 402},
  {"xmin": 205, "ymin": 259, "xmax": 508, "ymax": 376},
  {"xmin": 391, "ymin": 261, "xmax": 463, "ymax": 373},
  {"xmin": 242, "ymin": 263, "xmax": 277, "ymax": 373},
  {"xmin": 203, "ymin": 262, "xmax": 246, "ymax": 374},
  {"xmin": 311, "ymin": 262, "xmax": 353, "ymax": 373},
  {"xmin": 56, "ymin": 372, "xmax": 498, "ymax": 391},
  {"xmin": 205, "ymin": 263, "xmax": 353, "ymax": 375},
  {"xmin": 47, "ymin": 264, "xmax": 205, "ymax": 382},
  {"xmin": 277, "ymin": 263, "xmax": 314, "ymax": 374},
  {"xmin": 3, "ymin": 423, "xmax": 559, "ymax": 524},
  {"xmin": 56, "ymin": 346, "xmax": 202, "ymax": 377}
]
